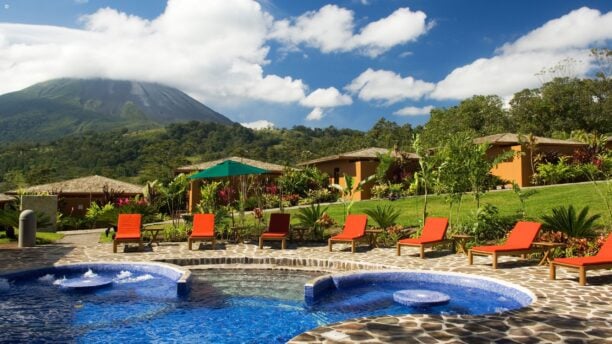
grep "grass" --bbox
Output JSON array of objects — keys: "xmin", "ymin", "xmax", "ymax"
[
  {"xmin": 287, "ymin": 182, "xmax": 611, "ymax": 229},
  {"xmin": 0, "ymin": 231, "xmax": 64, "ymax": 245},
  {"xmin": 100, "ymin": 182, "xmax": 611, "ymax": 243}
]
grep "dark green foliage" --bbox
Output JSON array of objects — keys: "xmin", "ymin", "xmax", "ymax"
[
  {"xmin": 541, "ymin": 205, "xmax": 601, "ymax": 238},
  {"xmin": 364, "ymin": 204, "xmax": 401, "ymax": 229},
  {"xmin": 0, "ymin": 205, "xmax": 52, "ymax": 230},
  {"xmin": 294, "ymin": 203, "xmax": 329, "ymax": 240},
  {"xmin": 462, "ymin": 204, "xmax": 518, "ymax": 243}
]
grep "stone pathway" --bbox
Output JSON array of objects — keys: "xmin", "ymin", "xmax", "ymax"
[{"xmin": 0, "ymin": 240, "xmax": 610, "ymax": 343}]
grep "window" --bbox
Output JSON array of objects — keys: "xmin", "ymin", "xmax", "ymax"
[{"xmin": 333, "ymin": 168, "xmax": 340, "ymax": 184}]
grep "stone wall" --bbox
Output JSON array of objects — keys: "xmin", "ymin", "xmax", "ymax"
[{"xmin": 21, "ymin": 195, "xmax": 58, "ymax": 232}]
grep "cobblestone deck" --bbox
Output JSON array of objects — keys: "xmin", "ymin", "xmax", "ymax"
[{"xmin": 1, "ymin": 240, "xmax": 610, "ymax": 343}]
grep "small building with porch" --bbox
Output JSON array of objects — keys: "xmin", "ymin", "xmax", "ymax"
[
  {"xmin": 6, "ymin": 175, "xmax": 143, "ymax": 216},
  {"xmin": 474, "ymin": 133, "xmax": 587, "ymax": 187},
  {"xmin": 298, "ymin": 147, "xmax": 420, "ymax": 201}
]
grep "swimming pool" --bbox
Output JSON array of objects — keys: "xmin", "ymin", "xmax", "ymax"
[{"xmin": 0, "ymin": 264, "xmax": 534, "ymax": 343}]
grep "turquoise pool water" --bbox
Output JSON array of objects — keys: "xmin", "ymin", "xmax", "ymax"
[{"xmin": 0, "ymin": 267, "xmax": 530, "ymax": 343}]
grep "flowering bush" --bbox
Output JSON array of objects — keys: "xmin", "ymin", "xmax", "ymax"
[
  {"xmin": 283, "ymin": 194, "xmax": 300, "ymax": 206},
  {"xmin": 539, "ymin": 231, "xmax": 607, "ymax": 257},
  {"xmin": 315, "ymin": 212, "xmax": 335, "ymax": 228}
]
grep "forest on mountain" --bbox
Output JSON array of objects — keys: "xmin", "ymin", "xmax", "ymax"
[{"xmin": 0, "ymin": 72, "xmax": 610, "ymax": 191}]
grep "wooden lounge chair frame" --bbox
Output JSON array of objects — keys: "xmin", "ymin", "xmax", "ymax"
[
  {"xmin": 396, "ymin": 217, "xmax": 450, "ymax": 258},
  {"xmin": 328, "ymin": 214, "xmax": 368, "ymax": 254},
  {"xmin": 468, "ymin": 221, "xmax": 542, "ymax": 269},
  {"xmin": 469, "ymin": 247, "xmax": 541, "ymax": 269},
  {"xmin": 113, "ymin": 214, "xmax": 143, "ymax": 253},
  {"xmin": 259, "ymin": 213, "xmax": 291, "ymax": 250},
  {"xmin": 549, "ymin": 233, "xmax": 612, "ymax": 285},
  {"xmin": 188, "ymin": 213, "xmax": 216, "ymax": 250},
  {"xmin": 549, "ymin": 261, "xmax": 612, "ymax": 286}
]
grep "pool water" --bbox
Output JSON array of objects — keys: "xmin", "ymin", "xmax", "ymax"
[{"xmin": 0, "ymin": 268, "xmax": 527, "ymax": 343}]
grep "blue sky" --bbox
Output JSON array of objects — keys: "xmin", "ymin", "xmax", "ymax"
[{"xmin": 0, "ymin": 0, "xmax": 610, "ymax": 130}]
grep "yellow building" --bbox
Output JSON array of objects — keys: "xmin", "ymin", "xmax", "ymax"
[
  {"xmin": 474, "ymin": 133, "xmax": 587, "ymax": 187},
  {"xmin": 298, "ymin": 147, "xmax": 419, "ymax": 200}
]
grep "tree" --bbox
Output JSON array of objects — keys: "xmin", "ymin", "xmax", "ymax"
[{"xmin": 422, "ymin": 95, "xmax": 511, "ymax": 147}]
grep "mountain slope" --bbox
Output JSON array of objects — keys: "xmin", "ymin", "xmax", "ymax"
[{"xmin": 0, "ymin": 78, "xmax": 232, "ymax": 142}]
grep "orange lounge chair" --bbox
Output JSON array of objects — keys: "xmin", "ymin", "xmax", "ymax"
[
  {"xmin": 328, "ymin": 214, "xmax": 368, "ymax": 253},
  {"xmin": 397, "ymin": 217, "xmax": 450, "ymax": 258},
  {"xmin": 189, "ymin": 213, "xmax": 216, "ymax": 250},
  {"xmin": 113, "ymin": 214, "xmax": 143, "ymax": 253},
  {"xmin": 550, "ymin": 233, "xmax": 612, "ymax": 286},
  {"xmin": 468, "ymin": 221, "xmax": 541, "ymax": 269},
  {"xmin": 259, "ymin": 213, "xmax": 291, "ymax": 250}
]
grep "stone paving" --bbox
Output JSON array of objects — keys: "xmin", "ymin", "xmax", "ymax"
[{"xmin": 0, "ymin": 239, "xmax": 611, "ymax": 343}]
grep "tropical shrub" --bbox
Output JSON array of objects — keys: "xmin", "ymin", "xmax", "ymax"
[
  {"xmin": 85, "ymin": 202, "xmax": 115, "ymax": 228},
  {"xmin": 0, "ymin": 205, "xmax": 53, "ymax": 233},
  {"xmin": 364, "ymin": 204, "xmax": 401, "ymax": 229},
  {"xmin": 371, "ymin": 184, "xmax": 389, "ymax": 199},
  {"xmin": 541, "ymin": 205, "xmax": 601, "ymax": 238},
  {"xmin": 534, "ymin": 157, "xmax": 577, "ymax": 185},
  {"xmin": 163, "ymin": 222, "xmax": 190, "ymax": 242},
  {"xmin": 295, "ymin": 203, "xmax": 329, "ymax": 240},
  {"xmin": 277, "ymin": 167, "xmax": 328, "ymax": 197},
  {"xmin": 461, "ymin": 204, "xmax": 517, "ymax": 243},
  {"xmin": 377, "ymin": 224, "xmax": 404, "ymax": 247}
]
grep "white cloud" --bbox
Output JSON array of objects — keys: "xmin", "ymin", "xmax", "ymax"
[
  {"xmin": 498, "ymin": 7, "xmax": 612, "ymax": 55},
  {"xmin": 300, "ymin": 87, "xmax": 352, "ymax": 108},
  {"xmin": 393, "ymin": 105, "xmax": 433, "ymax": 116},
  {"xmin": 240, "ymin": 119, "xmax": 275, "ymax": 129},
  {"xmin": 269, "ymin": 5, "xmax": 430, "ymax": 57},
  {"xmin": 345, "ymin": 68, "xmax": 435, "ymax": 104},
  {"xmin": 306, "ymin": 107, "xmax": 324, "ymax": 121},
  {"xmin": 0, "ymin": 0, "xmax": 306, "ymax": 107},
  {"xmin": 431, "ymin": 7, "xmax": 611, "ymax": 100}
]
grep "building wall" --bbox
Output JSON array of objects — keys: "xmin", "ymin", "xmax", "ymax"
[
  {"xmin": 311, "ymin": 160, "xmax": 376, "ymax": 201},
  {"xmin": 22, "ymin": 195, "xmax": 58, "ymax": 232},
  {"xmin": 487, "ymin": 144, "xmax": 581, "ymax": 187}
]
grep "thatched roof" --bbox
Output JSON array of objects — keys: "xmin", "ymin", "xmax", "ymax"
[
  {"xmin": 299, "ymin": 147, "xmax": 420, "ymax": 166},
  {"xmin": 0, "ymin": 194, "xmax": 15, "ymax": 203},
  {"xmin": 176, "ymin": 157, "xmax": 289, "ymax": 174},
  {"xmin": 7, "ymin": 175, "xmax": 143, "ymax": 195},
  {"xmin": 473, "ymin": 133, "xmax": 586, "ymax": 146}
]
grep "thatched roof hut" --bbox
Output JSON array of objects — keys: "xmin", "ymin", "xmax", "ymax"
[
  {"xmin": 473, "ymin": 133, "xmax": 587, "ymax": 147},
  {"xmin": 298, "ymin": 147, "xmax": 419, "ymax": 166},
  {"xmin": 7, "ymin": 175, "xmax": 143, "ymax": 195},
  {"xmin": 176, "ymin": 156, "xmax": 289, "ymax": 175}
]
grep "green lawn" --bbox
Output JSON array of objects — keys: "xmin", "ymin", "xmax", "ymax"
[
  {"xmin": 0, "ymin": 231, "xmax": 64, "ymax": 245},
  {"xmin": 288, "ymin": 182, "xmax": 611, "ymax": 229}
]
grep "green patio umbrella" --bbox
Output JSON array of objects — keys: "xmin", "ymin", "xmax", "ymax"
[
  {"xmin": 188, "ymin": 160, "xmax": 269, "ymax": 228},
  {"xmin": 188, "ymin": 160, "xmax": 268, "ymax": 179}
]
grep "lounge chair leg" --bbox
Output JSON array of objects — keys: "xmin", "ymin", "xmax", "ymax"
[
  {"xmin": 139, "ymin": 241, "xmax": 144, "ymax": 252},
  {"xmin": 259, "ymin": 237, "xmax": 263, "ymax": 249},
  {"xmin": 579, "ymin": 267, "xmax": 586, "ymax": 286},
  {"xmin": 420, "ymin": 246, "xmax": 425, "ymax": 259},
  {"xmin": 397, "ymin": 244, "xmax": 401, "ymax": 256},
  {"xmin": 188, "ymin": 239, "xmax": 192, "ymax": 250},
  {"xmin": 492, "ymin": 253, "xmax": 498, "ymax": 269},
  {"xmin": 212, "ymin": 238, "xmax": 216, "ymax": 250},
  {"xmin": 351, "ymin": 241, "xmax": 356, "ymax": 253},
  {"xmin": 468, "ymin": 251, "xmax": 473, "ymax": 265},
  {"xmin": 113, "ymin": 241, "xmax": 117, "ymax": 253},
  {"xmin": 328, "ymin": 239, "xmax": 332, "ymax": 252},
  {"xmin": 281, "ymin": 239, "xmax": 286, "ymax": 250},
  {"xmin": 549, "ymin": 263, "xmax": 556, "ymax": 280}
]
